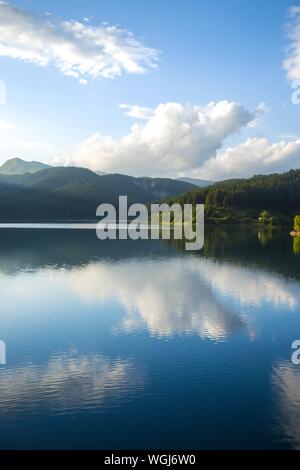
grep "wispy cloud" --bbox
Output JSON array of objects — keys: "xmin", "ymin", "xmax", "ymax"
[
  {"xmin": 0, "ymin": 1, "xmax": 159, "ymax": 83},
  {"xmin": 283, "ymin": 6, "xmax": 300, "ymax": 82},
  {"xmin": 119, "ymin": 104, "xmax": 154, "ymax": 120}
]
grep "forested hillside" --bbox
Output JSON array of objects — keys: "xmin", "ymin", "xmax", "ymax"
[
  {"xmin": 0, "ymin": 166, "xmax": 195, "ymax": 221},
  {"xmin": 167, "ymin": 169, "xmax": 300, "ymax": 225}
]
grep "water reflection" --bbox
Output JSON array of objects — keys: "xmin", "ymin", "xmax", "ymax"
[
  {"xmin": 0, "ymin": 353, "xmax": 143, "ymax": 416},
  {"xmin": 273, "ymin": 361, "xmax": 300, "ymax": 449},
  {"xmin": 258, "ymin": 230, "xmax": 274, "ymax": 246},
  {"xmin": 0, "ymin": 229, "xmax": 299, "ymax": 341},
  {"xmin": 0, "ymin": 228, "xmax": 300, "ymax": 449},
  {"xmin": 198, "ymin": 259, "xmax": 298, "ymax": 309},
  {"xmin": 65, "ymin": 258, "xmax": 299, "ymax": 339},
  {"xmin": 293, "ymin": 237, "xmax": 300, "ymax": 256},
  {"xmin": 67, "ymin": 259, "xmax": 244, "ymax": 339}
]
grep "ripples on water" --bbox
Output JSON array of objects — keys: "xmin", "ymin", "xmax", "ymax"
[
  {"xmin": 0, "ymin": 354, "xmax": 143, "ymax": 416},
  {"xmin": 0, "ymin": 227, "xmax": 299, "ymax": 449}
]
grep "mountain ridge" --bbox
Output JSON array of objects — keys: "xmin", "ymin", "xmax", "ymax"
[
  {"xmin": 0, "ymin": 165, "xmax": 196, "ymax": 221},
  {"xmin": 0, "ymin": 158, "xmax": 299, "ymax": 224},
  {"xmin": 177, "ymin": 177, "xmax": 214, "ymax": 187},
  {"xmin": 0, "ymin": 158, "xmax": 50, "ymax": 175}
]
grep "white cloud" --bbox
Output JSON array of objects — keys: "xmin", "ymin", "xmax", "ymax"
[
  {"xmin": 290, "ymin": 6, "xmax": 300, "ymax": 16},
  {"xmin": 57, "ymin": 100, "xmax": 256, "ymax": 177},
  {"xmin": 0, "ymin": 1, "xmax": 159, "ymax": 82},
  {"xmin": 200, "ymin": 137, "xmax": 300, "ymax": 179},
  {"xmin": 283, "ymin": 7, "xmax": 300, "ymax": 82},
  {"xmin": 119, "ymin": 103, "xmax": 154, "ymax": 120},
  {"xmin": 248, "ymin": 101, "xmax": 270, "ymax": 128},
  {"xmin": 56, "ymin": 100, "xmax": 300, "ymax": 179}
]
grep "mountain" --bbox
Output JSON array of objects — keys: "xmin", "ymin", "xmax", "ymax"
[
  {"xmin": 167, "ymin": 169, "xmax": 300, "ymax": 225},
  {"xmin": 0, "ymin": 160, "xmax": 298, "ymax": 224},
  {"xmin": 0, "ymin": 158, "xmax": 50, "ymax": 176},
  {"xmin": 177, "ymin": 177, "xmax": 214, "ymax": 187},
  {"xmin": 96, "ymin": 171, "xmax": 212, "ymax": 189},
  {"xmin": 0, "ymin": 166, "xmax": 196, "ymax": 221}
]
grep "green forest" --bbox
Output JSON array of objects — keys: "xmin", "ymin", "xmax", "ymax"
[
  {"xmin": 0, "ymin": 164, "xmax": 299, "ymax": 227},
  {"xmin": 167, "ymin": 169, "xmax": 300, "ymax": 227}
]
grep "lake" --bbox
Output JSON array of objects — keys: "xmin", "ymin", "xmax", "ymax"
[{"xmin": 0, "ymin": 226, "xmax": 299, "ymax": 450}]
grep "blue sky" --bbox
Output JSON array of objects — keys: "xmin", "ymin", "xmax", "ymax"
[{"xmin": 0, "ymin": 0, "xmax": 300, "ymax": 179}]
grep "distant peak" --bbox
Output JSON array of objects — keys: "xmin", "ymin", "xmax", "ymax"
[
  {"xmin": 7, "ymin": 157, "xmax": 24, "ymax": 162},
  {"xmin": 0, "ymin": 158, "xmax": 50, "ymax": 176}
]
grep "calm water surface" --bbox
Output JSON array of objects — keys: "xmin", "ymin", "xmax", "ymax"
[{"xmin": 0, "ymin": 226, "xmax": 299, "ymax": 449}]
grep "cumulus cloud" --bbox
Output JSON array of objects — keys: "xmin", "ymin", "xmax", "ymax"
[
  {"xmin": 200, "ymin": 137, "xmax": 300, "ymax": 179},
  {"xmin": 58, "ymin": 100, "xmax": 300, "ymax": 179},
  {"xmin": 57, "ymin": 100, "xmax": 256, "ymax": 177},
  {"xmin": 283, "ymin": 6, "xmax": 300, "ymax": 82},
  {"xmin": 0, "ymin": 1, "xmax": 159, "ymax": 82}
]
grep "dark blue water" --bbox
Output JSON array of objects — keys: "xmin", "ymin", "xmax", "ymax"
[{"xmin": 0, "ymin": 227, "xmax": 299, "ymax": 450}]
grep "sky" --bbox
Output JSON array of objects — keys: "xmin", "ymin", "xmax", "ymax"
[{"xmin": 0, "ymin": 0, "xmax": 300, "ymax": 179}]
